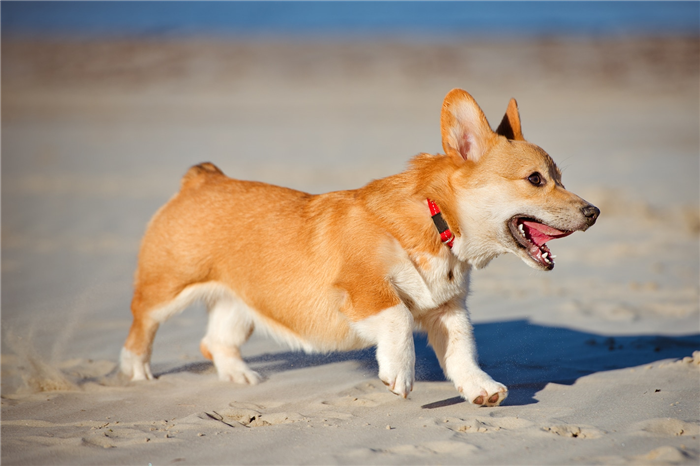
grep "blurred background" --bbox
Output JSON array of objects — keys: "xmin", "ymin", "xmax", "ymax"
[
  {"xmin": 3, "ymin": 2, "xmax": 698, "ymax": 37},
  {"xmin": 2, "ymin": 2, "xmax": 698, "ymax": 382}
]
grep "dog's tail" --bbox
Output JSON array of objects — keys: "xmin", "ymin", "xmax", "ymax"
[{"xmin": 180, "ymin": 162, "xmax": 224, "ymax": 190}]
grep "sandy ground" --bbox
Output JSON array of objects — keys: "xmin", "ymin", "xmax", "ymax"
[{"xmin": 2, "ymin": 37, "xmax": 699, "ymax": 465}]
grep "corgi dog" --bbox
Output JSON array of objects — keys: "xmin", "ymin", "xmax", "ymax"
[{"xmin": 120, "ymin": 89, "xmax": 599, "ymax": 406}]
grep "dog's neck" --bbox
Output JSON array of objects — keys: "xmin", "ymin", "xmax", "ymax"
[
  {"xmin": 427, "ymin": 199, "xmax": 455, "ymax": 249},
  {"xmin": 355, "ymin": 154, "xmax": 467, "ymax": 258}
]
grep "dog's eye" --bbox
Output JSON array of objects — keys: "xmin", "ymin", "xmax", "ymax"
[{"xmin": 528, "ymin": 172, "xmax": 543, "ymax": 186}]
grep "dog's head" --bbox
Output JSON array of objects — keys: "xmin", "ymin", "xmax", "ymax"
[{"xmin": 440, "ymin": 89, "xmax": 599, "ymax": 270}]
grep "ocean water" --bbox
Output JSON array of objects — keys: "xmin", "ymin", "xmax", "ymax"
[{"xmin": 2, "ymin": 1, "xmax": 698, "ymax": 39}]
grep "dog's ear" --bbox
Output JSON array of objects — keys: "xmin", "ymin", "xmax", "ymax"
[
  {"xmin": 441, "ymin": 89, "xmax": 495, "ymax": 163},
  {"xmin": 495, "ymin": 98, "xmax": 524, "ymax": 141}
]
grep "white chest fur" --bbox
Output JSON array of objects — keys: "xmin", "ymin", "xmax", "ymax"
[{"xmin": 390, "ymin": 248, "xmax": 470, "ymax": 314}]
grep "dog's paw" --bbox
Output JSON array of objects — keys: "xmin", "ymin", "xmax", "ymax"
[
  {"xmin": 457, "ymin": 372, "xmax": 508, "ymax": 407},
  {"xmin": 379, "ymin": 365, "xmax": 414, "ymax": 398},
  {"xmin": 120, "ymin": 347, "xmax": 154, "ymax": 381},
  {"xmin": 215, "ymin": 358, "xmax": 263, "ymax": 385}
]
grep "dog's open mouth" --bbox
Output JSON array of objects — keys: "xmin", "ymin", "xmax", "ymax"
[{"xmin": 508, "ymin": 216, "xmax": 573, "ymax": 270}]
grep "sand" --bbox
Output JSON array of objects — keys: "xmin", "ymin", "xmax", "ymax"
[{"xmin": 2, "ymin": 37, "xmax": 699, "ymax": 465}]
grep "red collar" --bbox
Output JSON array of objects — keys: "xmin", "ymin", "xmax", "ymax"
[{"xmin": 427, "ymin": 199, "xmax": 455, "ymax": 249}]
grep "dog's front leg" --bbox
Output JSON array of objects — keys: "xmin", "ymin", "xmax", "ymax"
[
  {"xmin": 421, "ymin": 304, "xmax": 508, "ymax": 406},
  {"xmin": 353, "ymin": 304, "xmax": 415, "ymax": 398}
]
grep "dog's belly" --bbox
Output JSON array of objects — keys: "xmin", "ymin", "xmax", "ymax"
[
  {"xmin": 162, "ymin": 282, "xmax": 371, "ymax": 353},
  {"xmin": 248, "ymin": 299, "xmax": 371, "ymax": 354}
]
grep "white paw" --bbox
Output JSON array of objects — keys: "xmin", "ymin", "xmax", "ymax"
[
  {"xmin": 379, "ymin": 361, "xmax": 415, "ymax": 398},
  {"xmin": 353, "ymin": 303, "xmax": 416, "ymax": 399},
  {"xmin": 120, "ymin": 347, "xmax": 154, "ymax": 381},
  {"xmin": 457, "ymin": 371, "xmax": 508, "ymax": 406},
  {"xmin": 214, "ymin": 357, "xmax": 262, "ymax": 385}
]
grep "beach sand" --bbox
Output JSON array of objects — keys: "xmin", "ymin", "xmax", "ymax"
[{"xmin": 2, "ymin": 37, "xmax": 699, "ymax": 464}]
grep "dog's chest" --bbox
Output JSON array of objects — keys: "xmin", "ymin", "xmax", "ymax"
[{"xmin": 391, "ymin": 251, "xmax": 469, "ymax": 312}]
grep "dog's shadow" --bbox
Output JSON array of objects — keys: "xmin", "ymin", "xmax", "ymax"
[{"xmin": 159, "ymin": 319, "xmax": 700, "ymax": 407}]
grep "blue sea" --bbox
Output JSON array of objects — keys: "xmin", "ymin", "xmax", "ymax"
[{"xmin": 2, "ymin": 1, "xmax": 698, "ymax": 40}]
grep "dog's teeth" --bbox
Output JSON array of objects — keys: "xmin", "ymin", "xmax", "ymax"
[{"xmin": 518, "ymin": 224, "xmax": 526, "ymax": 237}]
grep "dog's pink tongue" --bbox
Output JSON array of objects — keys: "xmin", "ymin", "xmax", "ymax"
[{"xmin": 522, "ymin": 220, "xmax": 572, "ymax": 247}]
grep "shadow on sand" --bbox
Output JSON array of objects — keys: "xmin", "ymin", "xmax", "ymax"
[{"xmin": 157, "ymin": 319, "xmax": 700, "ymax": 407}]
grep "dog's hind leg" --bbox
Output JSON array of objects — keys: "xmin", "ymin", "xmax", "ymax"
[
  {"xmin": 200, "ymin": 294, "xmax": 262, "ymax": 385},
  {"xmin": 121, "ymin": 314, "xmax": 159, "ymax": 381},
  {"xmin": 121, "ymin": 283, "xmax": 201, "ymax": 381}
]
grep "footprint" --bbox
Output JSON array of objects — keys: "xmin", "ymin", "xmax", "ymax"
[
  {"xmin": 214, "ymin": 407, "xmax": 262, "ymax": 427},
  {"xmin": 452, "ymin": 419, "xmax": 494, "ymax": 433},
  {"xmin": 205, "ymin": 402, "xmax": 306, "ymax": 428},
  {"xmin": 4, "ymin": 418, "xmax": 175, "ymax": 448},
  {"xmin": 542, "ymin": 424, "xmax": 603, "ymax": 439},
  {"xmin": 631, "ymin": 418, "xmax": 700, "ymax": 437},
  {"xmin": 80, "ymin": 421, "xmax": 182, "ymax": 448},
  {"xmin": 82, "ymin": 425, "xmax": 159, "ymax": 448},
  {"xmin": 255, "ymin": 412, "xmax": 306, "ymax": 426},
  {"xmin": 433, "ymin": 415, "xmax": 534, "ymax": 434}
]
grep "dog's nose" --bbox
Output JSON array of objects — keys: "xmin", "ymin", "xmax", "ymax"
[{"xmin": 581, "ymin": 204, "xmax": 600, "ymax": 225}]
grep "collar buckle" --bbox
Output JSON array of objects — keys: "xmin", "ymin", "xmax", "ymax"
[{"xmin": 427, "ymin": 199, "xmax": 455, "ymax": 249}]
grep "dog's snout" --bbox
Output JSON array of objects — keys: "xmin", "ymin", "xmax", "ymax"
[{"xmin": 581, "ymin": 204, "xmax": 600, "ymax": 225}]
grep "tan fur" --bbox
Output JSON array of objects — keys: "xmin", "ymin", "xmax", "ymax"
[{"xmin": 121, "ymin": 89, "xmax": 599, "ymax": 406}]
